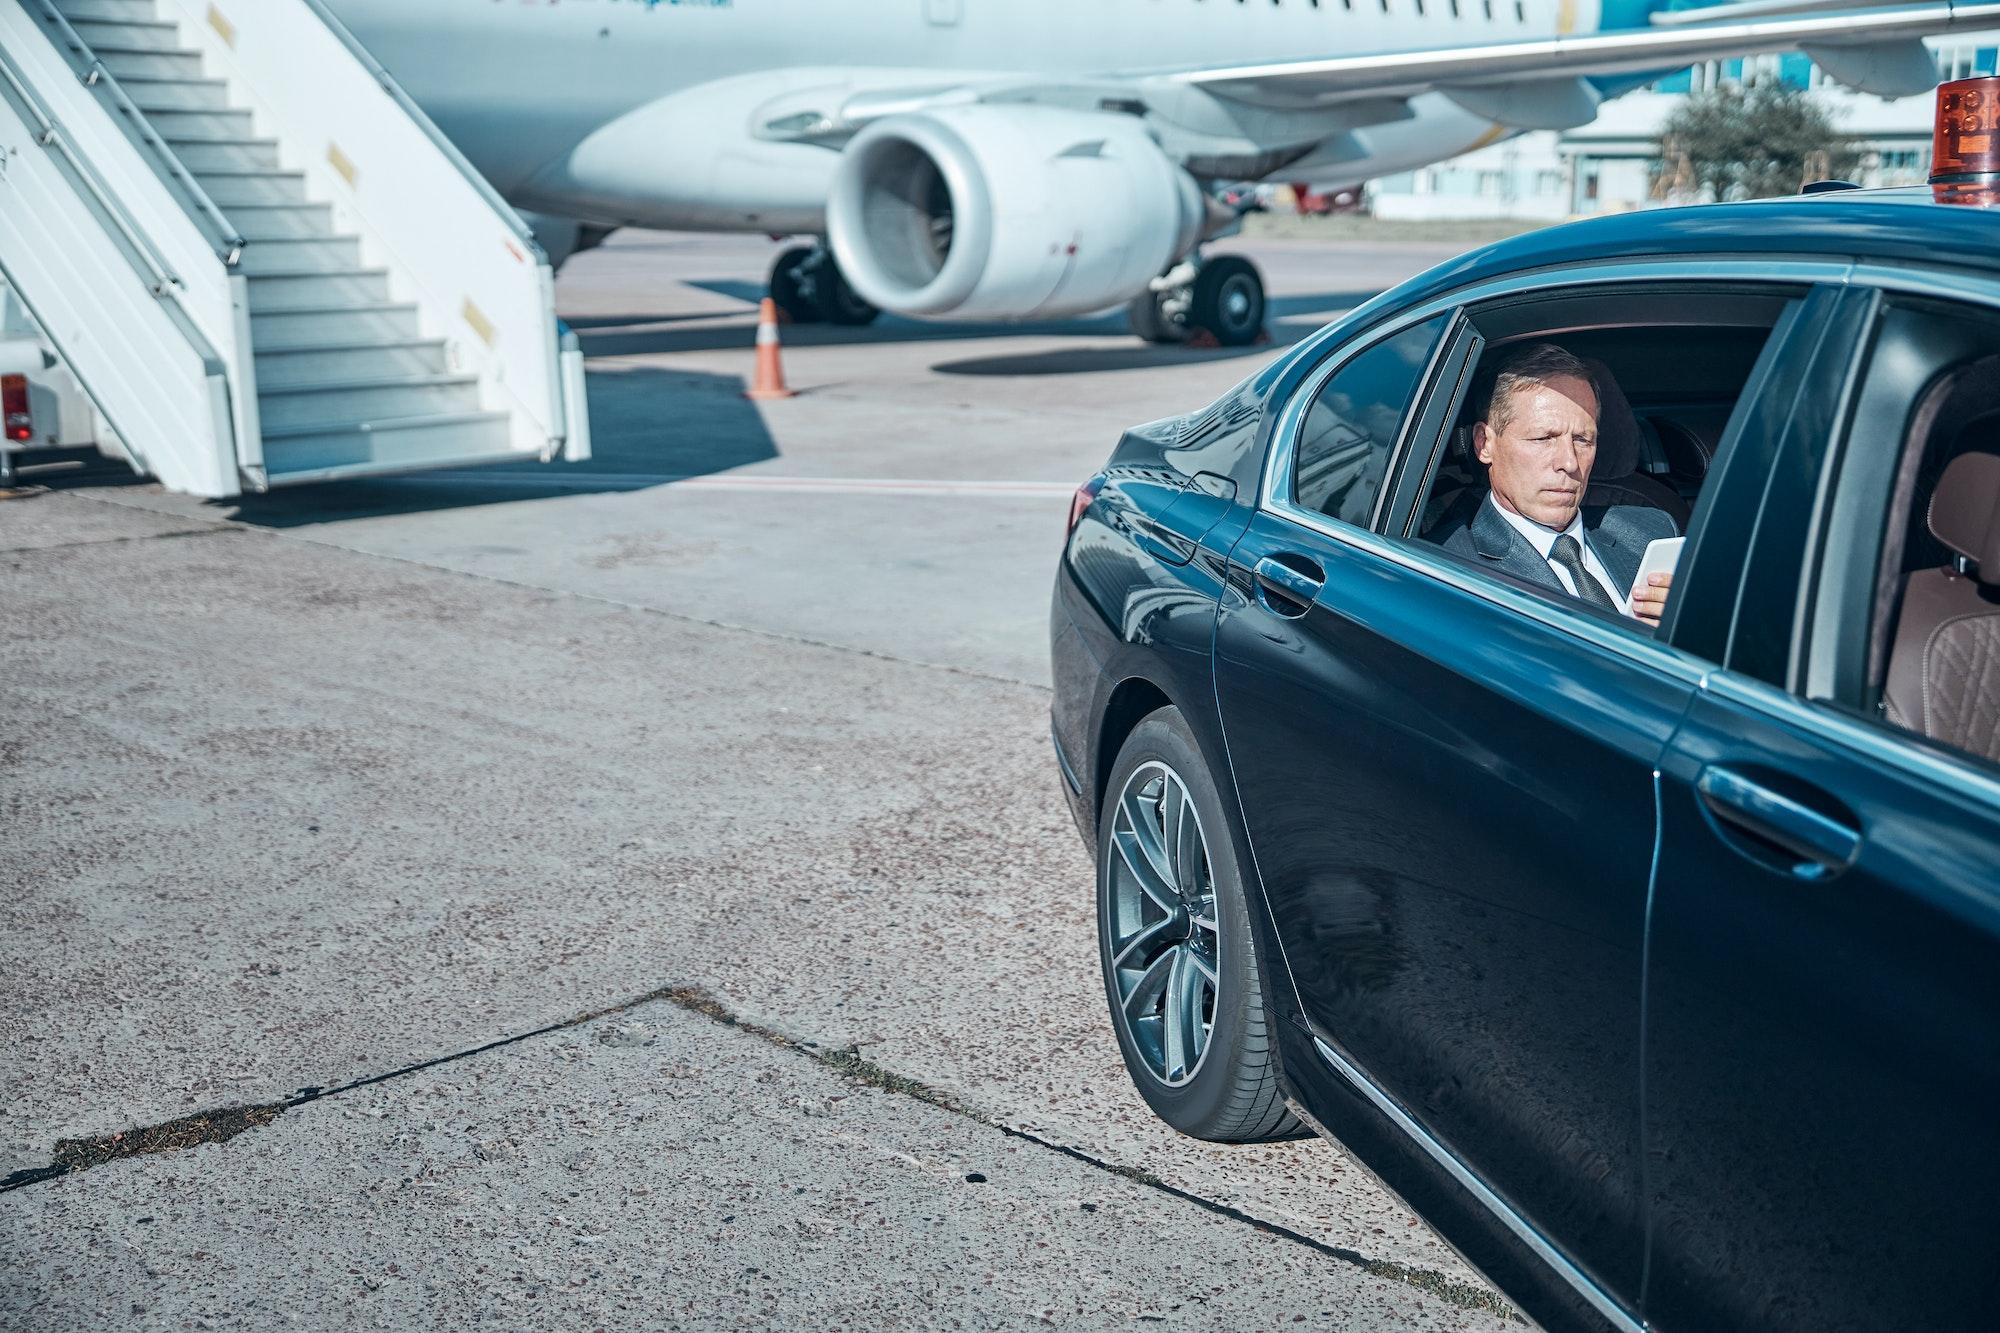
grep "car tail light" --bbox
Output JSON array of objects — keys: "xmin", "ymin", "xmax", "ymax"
[
  {"xmin": 1067, "ymin": 475, "xmax": 1106, "ymax": 540},
  {"xmin": 2, "ymin": 375, "xmax": 30, "ymax": 443},
  {"xmin": 1932, "ymin": 75, "xmax": 2000, "ymax": 205}
]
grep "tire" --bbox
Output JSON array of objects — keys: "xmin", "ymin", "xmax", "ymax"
[
  {"xmin": 812, "ymin": 255, "xmax": 880, "ymax": 327},
  {"xmin": 1127, "ymin": 289, "xmax": 1187, "ymax": 345},
  {"xmin": 1189, "ymin": 256, "xmax": 1266, "ymax": 347},
  {"xmin": 769, "ymin": 246, "xmax": 823, "ymax": 324},
  {"xmin": 1098, "ymin": 707, "xmax": 1302, "ymax": 1142}
]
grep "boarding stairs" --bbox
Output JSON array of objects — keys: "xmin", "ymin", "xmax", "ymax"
[{"xmin": 0, "ymin": 0, "xmax": 588, "ymax": 497}]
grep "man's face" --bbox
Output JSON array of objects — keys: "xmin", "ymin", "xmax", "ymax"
[{"xmin": 1474, "ymin": 374, "xmax": 1600, "ymax": 530}]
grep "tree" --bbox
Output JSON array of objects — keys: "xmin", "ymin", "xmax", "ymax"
[{"xmin": 1654, "ymin": 81, "xmax": 1864, "ymax": 203}]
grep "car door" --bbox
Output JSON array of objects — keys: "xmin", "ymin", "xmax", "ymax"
[
  {"xmin": 1644, "ymin": 285, "xmax": 2000, "ymax": 1332},
  {"xmin": 1217, "ymin": 276, "xmax": 1839, "ymax": 1321},
  {"xmin": 1210, "ymin": 289, "xmax": 1781, "ymax": 1316}
]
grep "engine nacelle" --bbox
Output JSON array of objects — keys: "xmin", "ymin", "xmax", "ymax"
[{"xmin": 826, "ymin": 107, "xmax": 1204, "ymax": 322}]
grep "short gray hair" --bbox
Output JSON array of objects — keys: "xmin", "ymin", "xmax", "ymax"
[{"xmin": 1483, "ymin": 343, "xmax": 1595, "ymax": 434}]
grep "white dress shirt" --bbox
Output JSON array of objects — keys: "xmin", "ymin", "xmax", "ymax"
[{"xmin": 1488, "ymin": 497, "xmax": 1632, "ymax": 615}]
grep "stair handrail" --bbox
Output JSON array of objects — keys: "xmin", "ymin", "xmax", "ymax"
[
  {"xmin": 0, "ymin": 15, "xmax": 246, "ymax": 496},
  {"xmin": 296, "ymin": 0, "xmax": 544, "ymax": 261},
  {"xmin": 24, "ymin": 0, "xmax": 246, "ymax": 267},
  {"xmin": 0, "ymin": 37, "xmax": 184, "ymax": 299}
]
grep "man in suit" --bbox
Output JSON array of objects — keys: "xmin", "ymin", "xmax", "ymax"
[{"xmin": 1436, "ymin": 342, "xmax": 1676, "ymax": 627}]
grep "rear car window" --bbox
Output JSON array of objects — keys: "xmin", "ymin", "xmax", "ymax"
[{"xmin": 1294, "ymin": 315, "xmax": 1447, "ymax": 528}]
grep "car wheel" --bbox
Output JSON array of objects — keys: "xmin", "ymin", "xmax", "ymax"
[
  {"xmin": 1189, "ymin": 256, "xmax": 1266, "ymax": 347},
  {"xmin": 1098, "ymin": 708, "xmax": 1301, "ymax": 1142}
]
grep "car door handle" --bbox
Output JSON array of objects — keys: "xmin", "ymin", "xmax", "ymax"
[
  {"xmin": 1695, "ymin": 766, "xmax": 1862, "ymax": 879},
  {"xmin": 1253, "ymin": 555, "xmax": 1325, "ymax": 617}
]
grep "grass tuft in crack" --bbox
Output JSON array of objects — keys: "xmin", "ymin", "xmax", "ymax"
[{"xmin": 53, "ymin": 1104, "xmax": 285, "ymax": 1172}]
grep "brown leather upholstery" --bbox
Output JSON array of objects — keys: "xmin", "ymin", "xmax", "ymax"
[
  {"xmin": 1929, "ymin": 451, "xmax": 2000, "ymax": 571},
  {"xmin": 1882, "ymin": 451, "xmax": 2000, "ymax": 762}
]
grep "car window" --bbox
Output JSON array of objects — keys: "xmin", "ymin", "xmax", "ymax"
[
  {"xmin": 1293, "ymin": 315, "xmax": 1448, "ymax": 528},
  {"xmin": 1392, "ymin": 285, "xmax": 1800, "ymax": 644},
  {"xmin": 1806, "ymin": 295, "xmax": 2000, "ymax": 771}
]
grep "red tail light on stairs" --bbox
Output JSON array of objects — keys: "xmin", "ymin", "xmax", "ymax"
[{"xmin": 2, "ymin": 375, "xmax": 32, "ymax": 443}]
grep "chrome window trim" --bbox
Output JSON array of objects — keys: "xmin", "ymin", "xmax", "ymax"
[
  {"xmin": 1312, "ymin": 1037, "xmax": 1643, "ymax": 1333},
  {"xmin": 1252, "ymin": 257, "xmax": 1863, "ymax": 686},
  {"xmin": 1261, "ymin": 256, "xmax": 1856, "ymax": 514},
  {"xmin": 1850, "ymin": 262, "xmax": 2000, "ymax": 311}
]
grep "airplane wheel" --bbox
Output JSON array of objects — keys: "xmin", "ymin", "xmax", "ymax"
[
  {"xmin": 1128, "ymin": 289, "xmax": 1188, "ymax": 345},
  {"xmin": 1190, "ymin": 256, "xmax": 1266, "ymax": 347},
  {"xmin": 814, "ymin": 255, "xmax": 880, "ymax": 327},
  {"xmin": 769, "ymin": 246, "xmax": 823, "ymax": 324}
]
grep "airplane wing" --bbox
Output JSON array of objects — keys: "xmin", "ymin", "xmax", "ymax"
[{"xmin": 1167, "ymin": 0, "xmax": 2000, "ymax": 110}]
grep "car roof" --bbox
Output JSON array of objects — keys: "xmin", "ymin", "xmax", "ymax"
[{"xmin": 1377, "ymin": 187, "xmax": 2000, "ymax": 315}]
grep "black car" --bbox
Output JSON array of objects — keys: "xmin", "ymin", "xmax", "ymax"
[{"xmin": 1049, "ymin": 187, "xmax": 2000, "ymax": 1333}]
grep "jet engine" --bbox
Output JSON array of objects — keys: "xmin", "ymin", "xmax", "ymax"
[{"xmin": 825, "ymin": 106, "xmax": 1205, "ymax": 322}]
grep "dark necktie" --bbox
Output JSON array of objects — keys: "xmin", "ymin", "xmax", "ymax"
[{"xmin": 1550, "ymin": 534, "xmax": 1619, "ymax": 612}]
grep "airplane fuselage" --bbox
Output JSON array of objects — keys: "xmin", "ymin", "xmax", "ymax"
[{"xmin": 326, "ymin": 0, "xmax": 1608, "ymax": 233}]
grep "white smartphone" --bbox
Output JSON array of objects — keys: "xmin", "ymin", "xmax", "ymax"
[{"xmin": 1629, "ymin": 536, "xmax": 1685, "ymax": 603}]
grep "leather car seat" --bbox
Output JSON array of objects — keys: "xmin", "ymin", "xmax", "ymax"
[{"xmin": 1882, "ymin": 450, "xmax": 2000, "ymax": 762}]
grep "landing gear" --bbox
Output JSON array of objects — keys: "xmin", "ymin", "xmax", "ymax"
[
  {"xmin": 1129, "ymin": 254, "xmax": 1267, "ymax": 348},
  {"xmin": 1190, "ymin": 255, "xmax": 1266, "ymax": 347},
  {"xmin": 1128, "ymin": 285, "xmax": 1189, "ymax": 345},
  {"xmin": 769, "ymin": 244, "xmax": 879, "ymax": 327}
]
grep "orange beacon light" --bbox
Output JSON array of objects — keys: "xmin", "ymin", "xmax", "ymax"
[{"xmin": 1932, "ymin": 75, "xmax": 2000, "ymax": 205}]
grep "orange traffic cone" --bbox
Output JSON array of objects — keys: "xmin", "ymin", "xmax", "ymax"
[{"xmin": 745, "ymin": 297, "xmax": 797, "ymax": 400}]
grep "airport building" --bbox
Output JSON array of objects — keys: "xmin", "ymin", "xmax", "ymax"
[{"xmin": 1367, "ymin": 37, "xmax": 2000, "ymax": 219}]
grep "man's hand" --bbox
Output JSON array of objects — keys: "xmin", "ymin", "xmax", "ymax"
[{"xmin": 1632, "ymin": 572, "xmax": 1673, "ymax": 629}]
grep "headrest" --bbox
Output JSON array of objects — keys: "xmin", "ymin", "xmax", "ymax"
[
  {"xmin": 1930, "ymin": 450, "xmax": 2000, "ymax": 578},
  {"xmin": 1459, "ymin": 352, "xmax": 1642, "ymax": 480},
  {"xmin": 1579, "ymin": 357, "xmax": 1641, "ymax": 482}
]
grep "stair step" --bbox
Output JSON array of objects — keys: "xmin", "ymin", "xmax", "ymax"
[
  {"xmin": 236, "ymin": 237, "xmax": 362, "ymax": 276},
  {"xmin": 228, "ymin": 204, "xmax": 338, "ymax": 241},
  {"xmin": 194, "ymin": 169, "xmax": 308, "ymax": 206},
  {"xmin": 254, "ymin": 341, "xmax": 450, "ymax": 388},
  {"xmin": 53, "ymin": 0, "xmax": 162, "ymax": 20},
  {"xmin": 120, "ymin": 76, "xmax": 231, "ymax": 112},
  {"xmin": 68, "ymin": 17, "xmax": 182, "ymax": 51},
  {"xmin": 260, "ymin": 412, "xmax": 516, "ymax": 484},
  {"xmin": 91, "ymin": 46, "xmax": 202, "ymax": 80},
  {"xmin": 165, "ymin": 138, "xmax": 281, "ymax": 171},
  {"xmin": 258, "ymin": 375, "xmax": 483, "ymax": 432},
  {"xmin": 250, "ymin": 304, "xmax": 421, "ymax": 349},
  {"xmin": 246, "ymin": 269, "xmax": 391, "ymax": 310},
  {"xmin": 146, "ymin": 109, "xmax": 257, "ymax": 141}
]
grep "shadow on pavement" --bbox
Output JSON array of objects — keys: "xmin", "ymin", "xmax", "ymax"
[
  {"xmin": 570, "ymin": 289, "xmax": 1380, "ymax": 361},
  {"xmin": 157, "ymin": 366, "xmax": 780, "ymax": 529},
  {"xmin": 926, "ymin": 292, "xmax": 1380, "ymax": 377}
]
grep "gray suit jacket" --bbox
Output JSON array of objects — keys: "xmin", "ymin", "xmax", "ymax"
[{"xmin": 1435, "ymin": 493, "xmax": 1679, "ymax": 605}]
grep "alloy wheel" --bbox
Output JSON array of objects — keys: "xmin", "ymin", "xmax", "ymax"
[{"xmin": 1105, "ymin": 761, "xmax": 1219, "ymax": 1087}]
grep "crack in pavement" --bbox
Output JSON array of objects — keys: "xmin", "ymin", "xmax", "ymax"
[
  {"xmin": 1, "ymin": 983, "xmax": 1516, "ymax": 1320},
  {"xmin": 0, "ymin": 524, "xmax": 243, "ymax": 557}
]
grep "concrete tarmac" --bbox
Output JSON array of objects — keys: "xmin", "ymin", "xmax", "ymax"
[{"xmin": 1, "ymin": 231, "xmax": 1515, "ymax": 1330}]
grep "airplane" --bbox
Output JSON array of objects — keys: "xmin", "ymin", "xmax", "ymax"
[{"xmin": 323, "ymin": 0, "xmax": 1996, "ymax": 346}]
